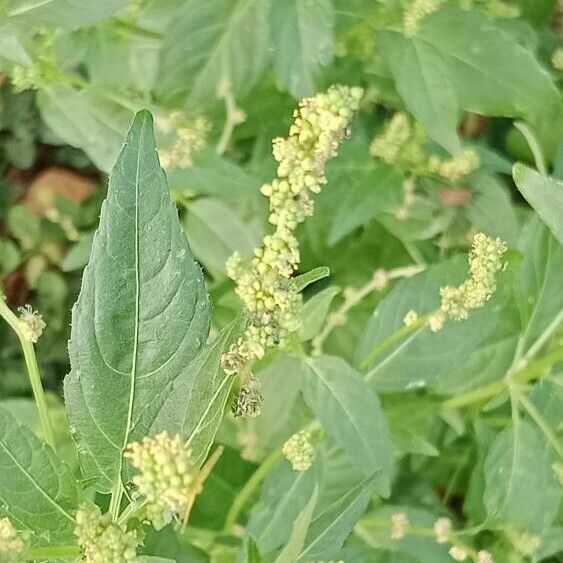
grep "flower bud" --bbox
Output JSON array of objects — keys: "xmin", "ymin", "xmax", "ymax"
[
  {"xmin": 125, "ymin": 432, "xmax": 197, "ymax": 528},
  {"xmin": 75, "ymin": 505, "xmax": 139, "ymax": 563},
  {"xmin": 0, "ymin": 518, "xmax": 28, "ymax": 562},
  {"xmin": 390, "ymin": 512, "xmax": 409, "ymax": 540},
  {"xmin": 231, "ymin": 377, "xmax": 263, "ymax": 418},
  {"xmin": 17, "ymin": 304, "xmax": 46, "ymax": 343},
  {"xmin": 282, "ymin": 431, "xmax": 315, "ymax": 471}
]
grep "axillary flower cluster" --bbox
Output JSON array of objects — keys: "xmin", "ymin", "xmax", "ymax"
[
  {"xmin": 0, "ymin": 517, "xmax": 28, "ymax": 562},
  {"xmin": 403, "ymin": 232, "xmax": 506, "ymax": 332},
  {"xmin": 221, "ymin": 85, "xmax": 362, "ymax": 377},
  {"xmin": 125, "ymin": 432, "xmax": 199, "ymax": 529},
  {"xmin": 74, "ymin": 505, "xmax": 139, "ymax": 563}
]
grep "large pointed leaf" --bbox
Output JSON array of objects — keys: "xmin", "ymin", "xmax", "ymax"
[
  {"xmin": 0, "ymin": 407, "xmax": 80, "ymax": 546},
  {"xmin": 65, "ymin": 111, "xmax": 210, "ymax": 493},
  {"xmin": 303, "ymin": 356, "xmax": 393, "ymax": 490}
]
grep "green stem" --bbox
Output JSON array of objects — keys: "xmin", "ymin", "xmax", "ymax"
[
  {"xmin": 442, "ymin": 346, "xmax": 563, "ymax": 411},
  {"xmin": 28, "ymin": 545, "xmax": 81, "ymax": 559},
  {"xmin": 515, "ymin": 389, "xmax": 563, "ymax": 459},
  {"xmin": 0, "ymin": 297, "xmax": 56, "ymax": 450},
  {"xmin": 109, "ymin": 481, "xmax": 123, "ymax": 522},
  {"xmin": 223, "ymin": 448, "xmax": 283, "ymax": 532},
  {"xmin": 360, "ymin": 312, "xmax": 432, "ymax": 370}
]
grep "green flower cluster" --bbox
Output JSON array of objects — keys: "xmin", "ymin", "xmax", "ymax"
[
  {"xmin": 0, "ymin": 518, "xmax": 27, "ymax": 563},
  {"xmin": 75, "ymin": 505, "xmax": 139, "ymax": 563},
  {"xmin": 370, "ymin": 112, "xmax": 427, "ymax": 170},
  {"xmin": 282, "ymin": 430, "xmax": 315, "ymax": 471},
  {"xmin": 370, "ymin": 112, "xmax": 479, "ymax": 182},
  {"xmin": 17, "ymin": 304, "xmax": 46, "ymax": 343},
  {"xmin": 222, "ymin": 85, "xmax": 362, "ymax": 376},
  {"xmin": 440, "ymin": 233, "xmax": 506, "ymax": 321},
  {"xmin": 155, "ymin": 111, "xmax": 209, "ymax": 169},
  {"xmin": 428, "ymin": 148, "xmax": 480, "ymax": 183},
  {"xmin": 404, "ymin": 0, "xmax": 444, "ymax": 36},
  {"xmin": 125, "ymin": 432, "xmax": 197, "ymax": 528}
]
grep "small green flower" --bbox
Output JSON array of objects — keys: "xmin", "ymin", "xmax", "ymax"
[
  {"xmin": 155, "ymin": 111, "xmax": 209, "ymax": 169},
  {"xmin": 404, "ymin": 0, "xmax": 444, "ymax": 36},
  {"xmin": 0, "ymin": 518, "xmax": 28, "ymax": 563},
  {"xmin": 282, "ymin": 431, "xmax": 315, "ymax": 471},
  {"xmin": 17, "ymin": 304, "xmax": 46, "ymax": 343},
  {"xmin": 222, "ymin": 85, "xmax": 362, "ymax": 375},
  {"xmin": 125, "ymin": 432, "xmax": 198, "ymax": 528},
  {"xmin": 75, "ymin": 505, "xmax": 139, "ymax": 563},
  {"xmin": 440, "ymin": 233, "xmax": 506, "ymax": 321}
]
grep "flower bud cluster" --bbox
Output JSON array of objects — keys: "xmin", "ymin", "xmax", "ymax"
[
  {"xmin": 125, "ymin": 432, "xmax": 197, "ymax": 528},
  {"xmin": 0, "ymin": 518, "xmax": 27, "ymax": 562},
  {"xmin": 282, "ymin": 430, "xmax": 315, "ymax": 471},
  {"xmin": 75, "ymin": 505, "xmax": 139, "ymax": 563},
  {"xmin": 404, "ymin": 0, "xmax": 444, "ymax": 36},
  {"xmin": 449, "ymin": 546, "xmax": 468, "ymax": 561},
  {"xmin": 17, "ymin": 304, "xmax": 46, "ymax": 343},
  {"xmin": 222, "ymin": 85, "xmax": 362, "ymax": 375},
  {"xmin": 390, "ymin": 512, "xmax": 409, "ymax": 540},
  {"xmin": 440, "ymin": 233, "xmax": 506, "ymax": 321},
  {"xmin": 370, "ymin": 112, "xmax": 427, "ymax": 170},
  {"xmin": 428, "ymin": 149, "xmax": 480, "ymax": 182},
  {"xmin": 433, "ymin": 517, "xmax": 452, "ymax": 544},
  {"xmin": 155, "ymin": 111, "xmax": 209, "ymax": 169},
  {"xmin": 10, "ymin": 65, "xmax": 42, "ymax": 93}
]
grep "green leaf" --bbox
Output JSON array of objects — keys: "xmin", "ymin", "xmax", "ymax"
[
  {"xmin": 64, "ymin": 111, "xmax": 210, "ymax": 493},
  {"xmin": 0, "ymin": 407, "xmax": 80, "ymax": 546},
  {"xmin": 484, "ymin": 420, "xmax": 561, "ymax": 533},
  {"xmin": 356, "ymin": 257, "xmax": 504, "ymax": 392},
  {"xmin": 290, "ymin": 266, "xmax": 330, "ymax": 292},
  {"xmin": 327, "ymin": 157, "xmax": 403, "ymax": 245},
  {"xmin": 378, "ymin": 31, "xmax": 461, "ymax": 154},
  {"xmin": 183, "ymin": 197, "xmax": 261, "ymax": 275},
  {"xmin": 270, "ymin": 0, "xmax": 334, "ymax": 98},
  {"xmin": 158, "ymin": 0, "xmax": 270, "ymax": 104},
  {"xmin": 303, "ymin": 356, "xmax": 393, "ymax": 489},
  {"xmin": 133, "ymin": 321, "xmax": 239, "ymax": 467},
  {"xmin": 466, "ymin": 174, "xmax": 519, "ymax": 246},
  {"xmin": 513, "ymin": 163, "xmax": 563, "ymax": 245},
  {"xmin": 0, "ymin": 24, "xmax": 31, "ymax": 64},
  {"xmin": 249, "ymin": 461, "xmax": 317, "ymax": 553},
  {"xmin": 37, "ymin": 85, "xmax": 133, "ymax": 172},
  {"xmin": 380, "ymin": 7, "xmax": 560, "ymax": 152},
  {"xmin": 4, "ymin": 0, "xmax": 127, "ymax": 29},
  {"xmin": 299, "ymin": 286, "xmax": 340, "ymax": 341},
  {"xmin": 298, "ymin": 472, "xmax": 381, "ymax": 561},
  {"xmin": 274, "ymin": 487, "xmax": 318, "ymax": 563},
  {"xmin": 516, "ymin": 221, "xmax": 563, "ymax": 352}
]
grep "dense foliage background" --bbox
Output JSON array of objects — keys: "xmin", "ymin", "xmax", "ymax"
[{"xmin": 0, "ymin": 0, "xmax": 562, "ymax": 561}]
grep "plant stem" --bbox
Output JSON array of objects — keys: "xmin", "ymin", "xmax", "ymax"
[
  {"xmin": 216, "ymin": 81, "xmax": 244, "ymax": 155},
  {"xmin": 312, "ymin": 265, "xmax": 423, "ymax": 356},
  {"xmin": 0, "ymin": 297, "xmax": 56, "ymax": 450},
  {"xmin": 360, "ymin": 312, "xmax": 432, "ymax": 370},
  {"xmin": 223, "ymin": 448, "xmax": 283, "ymax": 532},
  {"xmin": 28, "ymin": 545, "xmax": 81, "ymax": 559},
  {"xmin": 515, "ymin": 389, "xmax": 563, "ymax": 459},
  {"xmin": 442, "ymin": 346, "xmax": 563, "ymax": 411},
  {"xmin": 109, "ymin": 481, "xmax": 123, "ymax": 522}
]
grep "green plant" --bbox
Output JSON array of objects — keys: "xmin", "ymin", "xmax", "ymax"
[{"xmin": 0, "ymin": 1, "xmax": 562, "ymax": 562}]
